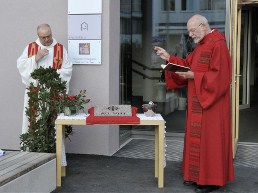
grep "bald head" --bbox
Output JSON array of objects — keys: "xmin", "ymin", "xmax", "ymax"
[
  {"xmin": 37, "ymin": 24, "xmax": 51, "ymax": 35},
  {"xmin": 188, "ymin": 15, "xmax": 209, "ymax": 27},
  {"xmin": 187, "ymin": 14, "xmax": 211, "ymax": 43},
  {"xmin": 37, "ymin": 23, "xmax": 53, "ymax": 46}
]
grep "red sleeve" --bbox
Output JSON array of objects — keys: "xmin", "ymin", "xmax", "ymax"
[
  {"xmin": 165, "ymin": 71, "xmax": 187, "ymax": 89},
  {"xmin": 164, "ymin": 54, "xmax": 192, "ymax": 90}
]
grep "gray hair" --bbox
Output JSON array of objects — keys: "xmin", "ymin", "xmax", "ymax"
[
  {"xmin": 190, "ymin": 14, "xmax": 210, "ymax": 27},
  {"xmin": 37, "ymin": 23, "xmax": 52, "ymax": 34}
]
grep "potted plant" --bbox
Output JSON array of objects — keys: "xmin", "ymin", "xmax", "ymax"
[
  {"xmin": 61, "ymin": 89, "xmax": 90, "ymax": 116},
  {"xmin": 20, "ymin": 67, "xmax": 90, "ymax": 153}
]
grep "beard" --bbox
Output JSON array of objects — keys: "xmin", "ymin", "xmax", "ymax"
[{"xmin": 193, "ymin": 30, "xmax": 205, "ymax": 43}]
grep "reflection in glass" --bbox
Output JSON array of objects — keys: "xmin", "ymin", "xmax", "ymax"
[{"xmin": 120, "ymin": 0, "xmax": 226, "ymax": 135}]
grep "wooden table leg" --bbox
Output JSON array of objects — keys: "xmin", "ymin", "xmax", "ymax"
[
  {"xmin": 158, "ymin": 123, "xmax": 164, "ymax": 188},
  {"xmin": 61, "ymin": 128, "xmax": 66, "ymax": 177},
  {"xmin": 61, "ymin": 166, "xmax": 66, "ymax": 177},
  {"xmin": 56, "ymin": 124, "xmax": 63, "ymax": 187},
  {"xmin": 155, "ymin": 126, "xmax": 158, "ymax": 178}
]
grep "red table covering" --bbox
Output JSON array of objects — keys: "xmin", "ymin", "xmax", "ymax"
[{"xmin": 86, "ymin": 106, "xmax": 140, "ymax": 125}]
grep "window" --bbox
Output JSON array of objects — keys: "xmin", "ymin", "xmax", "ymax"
[
  {"xmin": 182, "ymin": 0, "xmax": 186, "ymax": 10},
  {"xmin": 161, "ymin": 0, "xmax": 175, "ymax": 11},
  {"xmin": 200, "ymin": 0, "xmax": 225, "ymax": 10},
  {"xmin": 169, "ymin": 0, "xmax": 175, "ymax": 11}
]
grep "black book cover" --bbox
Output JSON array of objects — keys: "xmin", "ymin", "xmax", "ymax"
[{"xmin": 161, "ymin": 63, "xmax": 190, "ymax": 72}]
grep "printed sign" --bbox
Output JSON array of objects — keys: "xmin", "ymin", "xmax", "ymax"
[
  {"xmin": 68, "ymin": 40, "xmax": 101, "ymax": 64},
  {"xmin": 68, "ymin": 15, "xmax": 101, "ymax": 40}
]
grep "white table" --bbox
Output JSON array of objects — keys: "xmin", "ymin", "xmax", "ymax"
[{"xmin": 55, "ymin": 113, "xmax": 165, "ymax": 188}]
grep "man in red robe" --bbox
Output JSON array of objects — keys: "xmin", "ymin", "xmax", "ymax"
[{"xmin": 154, "ymin": 14, "xmax": 234, "ymax": 193}]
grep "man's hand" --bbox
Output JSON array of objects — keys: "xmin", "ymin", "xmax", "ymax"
[
  {"xmin": 35, "ymin": 49, "xmax": 49, "ymax": 63},
  {"xmin": 175, "ymin": 71, "xmax": 194, "ymax": 79},
  {"xmin": 154, "ymin": 46, "xmax": 170, "ymax": 61}
]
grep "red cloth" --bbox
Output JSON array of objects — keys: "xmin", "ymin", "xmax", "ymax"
[
  {"xmin": 86, "ymin": 106, "xmax": 140, "ymax": 125},
  {"xmin": 167, "ymin": 29, "xmax": 234, "ymax": 186},
  {"xmin": 165, "ymin": 70, "xmax": 187, "ymax": 89}
]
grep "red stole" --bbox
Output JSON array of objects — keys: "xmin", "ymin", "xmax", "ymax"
[{"xmin": 28, "ymin": 42, "xmax": 63, "ymax": 69}]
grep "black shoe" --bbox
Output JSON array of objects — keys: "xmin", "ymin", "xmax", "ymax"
[
  {"xmin": 183, "ymin": 181, "xmax": 197, "ymax": 186},
  {"xmin": 195, "ymin": 185, "xmax": 220, "ymax": 193}
]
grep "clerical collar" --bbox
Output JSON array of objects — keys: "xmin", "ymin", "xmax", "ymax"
[{"xmin": 210, "ymin": 29, "xmax": 215, "ymax": 33}]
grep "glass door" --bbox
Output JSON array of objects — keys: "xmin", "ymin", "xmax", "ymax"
[
  {"xmin": 231, "ymin": 0, "xmax": 258, "ymax": 155},
  {"xmin": 239, "ymin": 10, "xmax": 251, "ymax": 109},
  {"xmin": 238, "ymin": 5, "xmax": 258, "ymax": 143},
  {"xmin": 230, "ymin": 0, "xmax": 242, "ymax": 157}
]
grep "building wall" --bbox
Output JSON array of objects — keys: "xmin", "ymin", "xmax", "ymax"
[{"xmin": 0, "ymin": 0, "xmax": 120, "ymax": 155}]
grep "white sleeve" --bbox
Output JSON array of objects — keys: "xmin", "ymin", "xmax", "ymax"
[
  {"xmin": 56, "ymin": 46, "xmax": 73, "ymax": 90},
  {"xmin": 17, "ymin": 45, "xmax": 38, "ymax": 86}
]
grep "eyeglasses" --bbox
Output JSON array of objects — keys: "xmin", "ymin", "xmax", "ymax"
[{"xmin": 188, "ymin": 23, "xmax": 202, "ymax": 34}]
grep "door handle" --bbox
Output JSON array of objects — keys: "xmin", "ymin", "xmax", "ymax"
[{"xmin": 235, "ymin": 74, "xmax": 242, "ymax": 77}]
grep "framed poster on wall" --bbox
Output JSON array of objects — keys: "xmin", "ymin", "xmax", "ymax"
[{"xmin": 68, "ymin": 40, "xmax": 101, "ymax": 64}]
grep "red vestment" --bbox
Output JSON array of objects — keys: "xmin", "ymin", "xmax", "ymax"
[{"xmin": 165, "ymin": 29, "xmax": 234, "ymax": 186}]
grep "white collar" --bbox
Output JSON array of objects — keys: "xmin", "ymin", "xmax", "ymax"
[{"xmin": 35, "ymin": 38, "xmax": 57, "ymax": 48}]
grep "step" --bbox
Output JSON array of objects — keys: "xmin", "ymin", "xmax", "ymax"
[{"xmin": 0, "ymin": 151, "xmax": 56, "ymax": 193}]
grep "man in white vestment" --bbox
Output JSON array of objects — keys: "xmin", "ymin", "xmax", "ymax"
[{"xmin": 17, "ymin": 23, "xmax": 73, "ymax": 134}]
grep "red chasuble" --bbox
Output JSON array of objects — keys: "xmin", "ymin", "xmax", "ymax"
[
  {"xmin": 165, "ymin": 29, "xmax": 234, "ymax": 186},
  {"xmin": 28, "ymin": 42, "xmax": 63, "ymax": 69}
]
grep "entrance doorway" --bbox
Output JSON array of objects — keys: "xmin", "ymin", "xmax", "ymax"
[{"xmin": 238, "ymin": 6, "xmax": 258, "ymax": 143}]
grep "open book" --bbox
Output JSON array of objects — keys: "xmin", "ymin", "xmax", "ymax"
[{"xmin": 161, "ymin": 63, "xmax": 190, "ymax": 72}]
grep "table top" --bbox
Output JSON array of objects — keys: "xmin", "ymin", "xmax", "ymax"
[
  {"xmin": 56, "ymin": 113, "xmax": 164, "ymax": 121},
  {"xmin": 55, "ymin": 113, "xmax": 165, "ymax": 126}
]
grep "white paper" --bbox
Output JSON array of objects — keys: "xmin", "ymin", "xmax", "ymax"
[{"xmin": 0, "ymin": 149, "xmax": 5, "ymax": 156}]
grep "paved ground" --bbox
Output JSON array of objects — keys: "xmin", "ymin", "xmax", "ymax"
[{"xmin": 52, "ymin": 153, "xmax": 258, "ymax": 193}]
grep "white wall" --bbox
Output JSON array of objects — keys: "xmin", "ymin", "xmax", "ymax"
[{"xmin": 0, "ymin": 0, "xmax": 120, "ymax": 155}]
